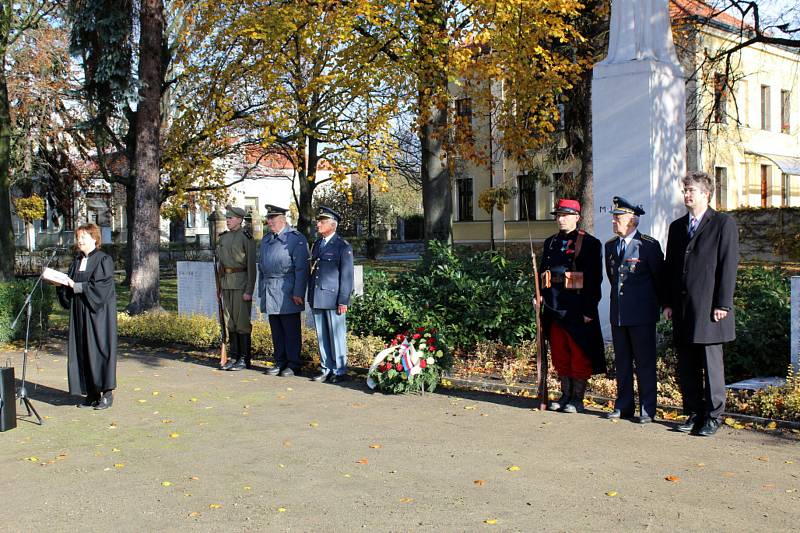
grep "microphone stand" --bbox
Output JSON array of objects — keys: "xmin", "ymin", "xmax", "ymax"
[{"xmin": 10, "ymin": 248, "xmax": 60, "ymax": 425}]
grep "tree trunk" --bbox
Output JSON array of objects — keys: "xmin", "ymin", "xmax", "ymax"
[
  {"xmin": 123, "ymin": 179, "xmax": 135, "ymax": 285},
  {"xmin": 295, "ymin": 134, "xmax": 315, "ymax": 241},
  {"xmin": 416, "ymin": 0, "xmax": 452, "ymax": 244},
  {"xmin": 0, "ymin": 51, "xmax": 14, "ymax": 280},
  {"xmin": 127, "ymin": 0, "xmax": 164, "ymax": 314}
]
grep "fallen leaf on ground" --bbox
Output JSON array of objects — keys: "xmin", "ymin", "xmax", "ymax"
[
  {"xmin": 152, "ymin": 391, "xmax": 159, "ymax": 396},
  {"xmin": 696, "ymin": 463, "xmax": 705, "ymax": 467},
  {"xmin": 484, "ymin": 519, "xmax": 498, "ymax": 524},
  {"xmin": 785, "ymin": 460, "xmax": 794, "ymax": 464},
  {"xmin": 767, "ymin": 421, "xmax": 777, "ymax": 430},
  {"xmin": 162, "ymin": 419, "xmax": 173, "ymax": 424},
  {"xmin": 399, "ymin": 497, "xmax": 413, "ymax": 503},
  {"xmin": 278, "ymin": 464, "xmax": 285, "ymax": 468},
  {"xmin": 722, "ymin": 471, "xmax": 736, "ymax": 477},
  {"xmin": 277, "ymin": 395, "xmax": 287, "ymax": 400},
  {"xmin": 724, "ymin": 417, "xmax": 736, "ymax": 426},
  {"xmin": 665, "ymin": 475, "xmax": 680, "ymax": 482},
  {"xmin": 112, "ymin": 448, "xmax": 121, "ymax": 452},
  {"xmin": 309, "ymin": 422, "xmax": 319, "ymax": 428},
  {"xmin": 757, "ymin": 456, "xmax": 769, "ymax": 462},
  {"xmin": 208, "ymin": 504, "xmax": 222, "ymax": 509},
  {"xmin": 356, "ymin": 458, "xmax": 369, "ymax": 464},
  {"xmin": 162, "ymin": 481, "xmax": 172, "ymax": 487},
  {"xmin": 169, "ymin": 433, "xmax": 180, "ymax": 438},
  {"xmin": 474, "ymin": 479, "xmax": 485, "ymax": 486},
  {"xmin": 137, "ymin": 399, "xmax": 147, "ymax": 404},
  {"xmin": 369, "ymin": 444, "xmax": 382, "ymax": 449},
  {"xmin": 190, "ymin": 476, "xmax": 199, "ymax": 480},
  {"xmin": 605, "ymin": 491, "xmax": 618, "ymax": 497},
  {"xmin": 464, "ymin": 405, "xmax": 476, "ymax": 410},
  {"xmin": 114, "ymin": 463, "xmax": 125, "ymax": 469},
  {"xmin": 286, "ymin": 387, "xmax": 293, "ymax": 391},
  {"xmin": 243, "ymin": 486, "xmax": 251, "ymax": 491},
  {"xmin": 188, "ymin": 512, "xmax": 201, "ymax": 518},
  {"xmin": 283, "ymin": 441, "xmax": 292, "ymax": 448},
  {"xmin": 190, "ymin": 398, "xmax": 198, "ymax": 402},
  {"xmin": 277, "ymin": 507, "xmax": 287, "ymax": 513},
  {"xmin": 506, "ymin": 465, "xmax": 520, "ymax": 472},
  {"xmin": 343, "ymin": 474, "xmax": 351, "ymax": 478},
  {"xmin": 133, "ymin": 387, "xmax": 142, "ymax": 392}
]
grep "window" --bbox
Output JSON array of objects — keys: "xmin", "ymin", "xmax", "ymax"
[
  {"xmin": 761, "ymin": 164, "xmax": 771, "ymax": 208},
  {"xmin": 518, "ymin": 174, "xmax": 537, "ymax": 221},
  {"xmin": 186, "ymin": 207, "xmax": 209, "ymax": 229},
  {"xmin": 761, "ymin": 85, "xmax": 771, "ymax": 130},
  {"xmin": 455, "ymin": 98, "xmax": 473, "ymax": 141},
  {"xmin": 456, "ymin": 177, "xmax": 473, "ymax": 222},
  {"xmin": 738, "ymin": 79, "xmax": 749, "ymax": 127},
  {"xmin": 782, "ymin": 173, "xmax": 791, "ymax": 207},
  {"xmin": 714, "ymin": 167, "xmax": 727, "ymax": 210},
  {"xmin": 740, "ymin": 162, "xmax": 749, "ymax": 207},
  {"xmin": 781, "ymin": 90, "xmax": 791, "ymax": 134},
  {"xmin": 713, "ymin": 73, "xmax": 728, "ymax": 124}
]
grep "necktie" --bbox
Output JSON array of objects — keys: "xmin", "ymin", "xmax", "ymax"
[
  {"xmin": 688, "ymin": 217, "xmax": 698, "ymax": 238},
  {"xmin": 618, "ymin": 238, "xmax": 626, "ymax": 259}
]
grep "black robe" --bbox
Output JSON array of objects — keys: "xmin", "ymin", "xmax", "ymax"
[
  {"xmin": 540, "ymin": 229, "xmax": 607, "ymax": 375},
  {"xmin": 57, "ymin": 250, "xmax": 118, "ymax": 396}
]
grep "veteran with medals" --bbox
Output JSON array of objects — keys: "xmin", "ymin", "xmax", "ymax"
[
  {"xmin": 216, "ymin": 206, "xmax": 257, "ymax": 371},
  {"xmin": 258, "ymin": 204, "xmax": 309, "ymax": 377},
  {"xmin": 540, "ymin": 199, "xmax": 606, "ymax": 413},
  {"xmin": 604, "ymin": 197, "xmax": 664, "ymax": 424},
  {"xmin": 308, "ymin": 207, "xmax": 354, "ymax": 384}
]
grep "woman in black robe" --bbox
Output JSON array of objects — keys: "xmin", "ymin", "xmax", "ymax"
[{"xmin": 56, "ymin": 223, "xmax": 118, "ymax": 410}]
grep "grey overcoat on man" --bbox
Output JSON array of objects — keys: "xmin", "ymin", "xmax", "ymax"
[
  {"xmin": 664, "ymin": 208, "xmax": 739, "ymax": 344},
  {"xmin": 258, "ymin": 226, "xmax": 309, "ymax": 315}
]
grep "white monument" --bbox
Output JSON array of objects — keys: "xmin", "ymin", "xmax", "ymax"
[
  {"xmin": 592, "ymin": 0, "xmax": 687, "ymax": 338},
  {"xmin": 791, "ymin": 277, "xmax": 800, "ymax": 373}
]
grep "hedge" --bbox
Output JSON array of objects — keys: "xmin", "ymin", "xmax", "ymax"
[{"xmin": 0, "ymin": 280, "xmax": 54, "ymax": 343}]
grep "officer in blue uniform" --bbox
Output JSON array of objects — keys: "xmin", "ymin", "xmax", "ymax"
[
  {"xmin": 604, "ymin": 196, "xmax": 664, "ymax": 423},
  {"xmin": 308, "ymin": 207, "xmax": 354, "ymax": 384},
  {"xmin": 258, "ymin": 204, "xmax": 309, "ymax": 377}
]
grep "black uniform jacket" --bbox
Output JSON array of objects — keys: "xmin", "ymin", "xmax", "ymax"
[
  {"xmin": 540, "ymin": 229, "xmax": 606, "ymax": 375},
  {"xmin": 604, "ymin": 231, "xmax": 664, "ymax": 327},
  {"xmin": 664, "ymin": 208, "xmax": 739, "ymax": 344}
]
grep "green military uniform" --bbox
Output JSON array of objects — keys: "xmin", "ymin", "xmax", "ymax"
[{"xmin": 217, "ymin": 206, "xmax": 257, "ymax": 371}]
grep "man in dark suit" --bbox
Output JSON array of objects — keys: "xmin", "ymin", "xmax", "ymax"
[
  {"xmin": 308, "ymin": 207, "xmax": 354, "ymax": 384},
  {"xmin": 540, "ymin": 199, "xmax": 606, "ymax": 413},
  {"xmin": 604, "ymin": 197, "xmax": 664, "ymax": 424},
  {"xmin": 664, "ymin": 171, "xmax": 739, "ymax": 437}
]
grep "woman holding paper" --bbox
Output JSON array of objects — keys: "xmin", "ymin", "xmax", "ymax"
[{"xmin": 56, "ymin": 224, "xmax": 118, "ymax": 410}]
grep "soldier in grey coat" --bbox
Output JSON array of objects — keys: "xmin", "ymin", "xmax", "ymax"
[
  {"xmin": 308, "ymin": 207, "xmax": 354, "ymax": 384},
  {"xmin": 258, "ymin": 205, "xmax": 309, "ymax": 377}
]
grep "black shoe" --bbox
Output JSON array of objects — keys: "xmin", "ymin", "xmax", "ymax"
[
  {"xmin": 266, "ymin": 366, "xmax": 282, "ymax": 376},
  {"xmin": 696, "ymin": 417, "xmax": 720, "ymax": 437},
  {"xmin": 312, "ymin": 371, "xmax": 332, "ymax": 382},
  {"xmin": 328, "ymin": 373, "xmax": 349, "ymax": 384},
  {"xmin": 279, "ymin": 368, "xmax": 295, "ymax": 377},
  {"xmin": 607, "ymin": 409, "xmax": 634, "ymax": 420},
  {"xmin": 78, "ymin": 395, "xmax": 99, "ymax": 408},
  {"xmin": 220, "ymin": 359, "xmax": 236, "ymax": 371},
  {"xmin": 94, "ymin": 391, "xmax": 114, "ymax": 410},
  {"xmin": 676, "ymin": 413, "xmax": 701, "ymax": 433},
  {"xmin": 228, "ymin": 357, "xmax": 246, "ymax": 371}
]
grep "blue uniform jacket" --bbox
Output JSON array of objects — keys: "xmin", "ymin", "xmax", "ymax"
[
  {"xmin": 604, "ymin": 231, "xmax": 664, "ymax": 327},
  {"xmin": 258, "ymin": 226, "xmax": 309, "ymax": 314},
  {"xmin": 307, "ymin": 234, "xmax": 354, "ymax": 309}
]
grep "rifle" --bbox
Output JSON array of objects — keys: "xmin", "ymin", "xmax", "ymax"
[
  {"xmin": 531, "ymin": 254, "xmax": 548, "ymax": 411},
  {"xmin": 213, "ymin": 255, "xmax": 228, "ymax": 368},
  {"xmin": 524, "ymin": 194, "xmax": 548, "ymax": 410}
]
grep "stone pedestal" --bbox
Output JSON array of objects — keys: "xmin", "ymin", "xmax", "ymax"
[{"xmin": 592, "ymin": 59, "xmax": 686, "ymax": 338}]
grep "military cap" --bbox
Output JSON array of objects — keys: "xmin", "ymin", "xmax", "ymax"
[
  {"xmin": 264, "ymin": 204, "xmax": 288, "ymax": 217},
  {"xmin": 610, "ymin": 196, "xmax": 645, "ymax": 216},
  {"xmin": 315, "ymin": 206, "xmax": 341, "ymax": 223},
  {"xmin": 550, "ymin": 198, "xmax": 581, "ymax": 216},
  {"xmin": 225, "ymin": 205, "xmax": 246, "ymax": 218}
]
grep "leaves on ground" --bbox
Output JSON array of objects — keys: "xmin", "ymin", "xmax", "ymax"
[
  {"xmin": 506, "ymin": 465, "xmax": 520, "ymax": 471},
  {"xmin": 605, "ymin": 491, "xmax": 618, "ymax": 497},
  {"xmin": 309, "ymin": 421, "xmax": 319, "ymax": 428},
  {"xmin": 484, "ymin": 519, "xmax": 498, "ymax": 524},
  {"xmin": 208, "ymin": 503, "xmax": 222, "ymax": 509},
  {"xmin": 399, "ymin": 497, "xmax": 413, "ymax": 503},
  {"xmin": 665, "ymin": 475, "xmax": 681, "ymax": 482},
  {"xmin": 161, "ymin": 481, "xmax": 172, "ymax": 487},
  {"xmin": 277, "ymin": 507, "xmax": 287, "ymax": 513},
  {"xmin": 169, "ymin": 433, "xmax": 180, "ymax": 438},
  {"xmin": 356, "ymin": 458, "xmax": 369, "ymax": 464},
  {"xmin": 474, "ymin": 479, "xmax": 485, "ymax": 486},
  {"xmin": 369, "ymin": 444, "xmax": 382, "ymax": 449}
]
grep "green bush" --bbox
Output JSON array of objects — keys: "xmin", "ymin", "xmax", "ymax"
[
  {"xmin": 117, "ymin": 311, "xmax": 385, "ymax": 370},
  {"xmin": 0, "ymin": 280, "xmax": 54, "ymax": 343},
  {"xmin": 349, "ymin": 241, "xmax": 537, "ymax": 350}
]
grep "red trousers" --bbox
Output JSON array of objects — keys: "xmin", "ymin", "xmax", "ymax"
[{"xmin": 549, "ymin": 321, "xmax": 593, "ymax": 380}]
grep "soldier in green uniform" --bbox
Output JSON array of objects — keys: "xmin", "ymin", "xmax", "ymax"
[{"xmin": 217, "ymin": 206, "xmax": 257, "ymax": 371}]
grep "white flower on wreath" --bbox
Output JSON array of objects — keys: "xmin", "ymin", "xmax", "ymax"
[{"xmin": 426, "ymin": 357, "xmax": 434, "ymax": 365}]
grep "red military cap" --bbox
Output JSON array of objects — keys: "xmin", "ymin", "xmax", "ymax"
[{"xmin": 550, "ymin": 198, "xmax": 581, "ymax": 215}]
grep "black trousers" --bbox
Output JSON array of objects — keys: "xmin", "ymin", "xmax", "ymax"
[
  {"xmin": 675, "ymin": 342, "xmax": 726, "ymax": 420},
  {"xmin": 268, "ymin": 313, "xmax": 302, "ymax": 371},
  {"xmin": 611, "ymin": 324, "xmax": 657, "ymax": 418}
]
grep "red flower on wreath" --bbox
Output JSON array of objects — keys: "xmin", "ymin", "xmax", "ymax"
[
  {"xmin": 429, "ymin": 346, "xmax": 436, "ymax": 352},
  {"xmin": 420, "ymin": 359, "xmax": 427, "ymax": 369},
  {"xmin": 413, "ymin": 333, "xmax": 421, "ymax": 340},
  {"xmin": 395, "ymin": 363, "xmax": 403, "ymax": 371}
]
